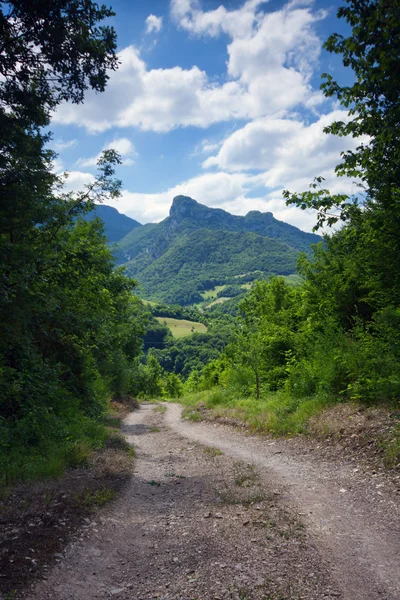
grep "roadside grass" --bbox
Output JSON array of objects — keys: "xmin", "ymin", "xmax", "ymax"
[
  {"xmin": 178, "ymin": 388, "xmax": 331, "ymax": 436},
  {"xmin": 155, "ymin": 316, "xmax": 207, "ymax": 338},
  {"xmin": 0, "ymin": 397, "xmax": 137, "ymax": 596},
  {"xmin": 380, "ymin": 425, "xmax": 400, "ymax": 468},
  {"xmin": 0, "ymin": 397, "xmax": 137, "ymax": 488},
  {"xmin": 153, "ymin": 405, "xmax": 167, "ymax": 414},
  {"xmin": 177, "ymin": 388, "xmax": 400, "ymax": 468},
  {"xmin": 203, "ymin": 445, "xmax": 224, "ymax": 457}
]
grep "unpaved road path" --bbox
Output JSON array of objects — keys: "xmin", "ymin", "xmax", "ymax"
[{"xmin": 27, "ymin": 403, "xmax": 400, "ymax": 600}]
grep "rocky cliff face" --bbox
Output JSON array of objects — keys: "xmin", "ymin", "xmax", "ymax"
[
  {"xmin": 168, "ymin": 196, "xmax": 232, "ymax": 229},
  {"xmin": 166, "ymin": 196, "xmax": 320, "ymax": 249}
]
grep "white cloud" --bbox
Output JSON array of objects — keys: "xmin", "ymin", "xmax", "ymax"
[
  {"xmin": 203, "ymin": 110, "xmax": 364, "ymax": 188},
  {"xmin": 111, "ymin": 171, "xmax": 252, "ymax": 223},
  {"xmin": 61, "ymin": 171, "xmax": 96, "ymax": 193},
  {"xmin": 52, "ymin": 138, "xmax": 77, "ymax": 152},
  {"xmin": 77, "ymin": 137, "xmax": 137, "ymax": 168},
  {"xmin": 145, "ymin": 14, "xmax": 163, "ymax": 34},
  {"xmin": 53, "ymin": 1, "xmax": 326, "ymax": 134},
  {"xmin": 49, "ymin": 0, "xmax": 358, "ymax": 235},
  {"xmin": 171, "ymin": 0, "xmax": 265, "ymax": 39},
  {"xmin": 104, "ymin": 109, "xmax": 364, "ymax": 233}
]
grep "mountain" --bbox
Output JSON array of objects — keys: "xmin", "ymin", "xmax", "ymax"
[
  {"xmin": 114, "ymin": 196, "xmax": 321, "ymax": 305},
  {"xmin": 84, "ymin": 205, "xmax": 141, "ymax": 243}
]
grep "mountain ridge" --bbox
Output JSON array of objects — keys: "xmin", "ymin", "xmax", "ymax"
[
  {"xmin": 110, "ymin": 196, "xmax": 321, "ymax": 305},
  {"xmin": 85, "ymin": 204, "xmax": 141, "ymax": 243},
  {"xmin": 117, "ymin": 195, "xmax": 320, "ymax": 264}
]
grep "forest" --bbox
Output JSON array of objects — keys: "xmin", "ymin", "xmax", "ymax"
[{"xmin": 1, "ymin": 0, "xmax": 400, "ymax": 486}]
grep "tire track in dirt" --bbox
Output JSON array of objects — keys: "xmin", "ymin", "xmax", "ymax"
[{"xmin": 165, "ymin": 403, "xmax": 400, "ymax": 600}]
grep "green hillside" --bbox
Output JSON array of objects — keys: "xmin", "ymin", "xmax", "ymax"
[
  {"xmin": 84, "ymin": 205, "xmax": 141, "ymax": 243},
  {"xmin": 124, "ymin": 228, "xmax": 299, "ymax": 304},
  {"xmin": 114, "ymin": 196, "xmax": 320, "ymax": 305},
  {"xmin": 117, "ymin": 195, "xmax": 320, "ymax": 262}
]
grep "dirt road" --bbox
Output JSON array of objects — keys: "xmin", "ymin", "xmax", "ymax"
[{"xmin": 27, "ymin": 403, "xmax": 400, "ymax": 600}]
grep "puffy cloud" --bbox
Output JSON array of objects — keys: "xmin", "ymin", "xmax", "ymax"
[
  {"xmin": 203, "ymin": 110, "xmax": 364, "ymax": 190},
  {"xmin": 77, "ymin": 138, "xmax": 137, "ymax": 168},
  {"xmin": 171, "ymin": 0, "xmax": 264, "ymax": 39},
  {"xmin": 145, "ymin": 14, "xmax": 163, "ymax": 34},
  {"xmin": 53, "ymin": 1, "xmax": 326, "ymax": 133},
  {"xmin": 54, "ymin": 47, "xmax": 146, "ymax": 133},
  {"xmin": 61, "ymin": 171, "xmax": 96, "ymax": 193},
  {"xmin": 110, "ymin": 171, "xmax": 252, "ymax": 223},
  {"xmin": 105, "ymin": 109, "xmax": 364, "ymax": 233}
]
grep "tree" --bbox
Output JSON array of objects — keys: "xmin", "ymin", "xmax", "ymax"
[
  {"xmin": 0, "ymin": 0, "xmax": 117, "ymax": 125},
  {"xmin": 0, "ymin": 0, "xmax": 120, "ymax": 321},
  {"xmin": 281, "ymin": 0, "xmax": 400, "ymax": 404},
  {"xmin": 0, "ymin": 1, "xmax": 147, "ymax": 479},
  {"xmin": 285, "ymin": 0, "xmax": 400, "ymax": 229}
]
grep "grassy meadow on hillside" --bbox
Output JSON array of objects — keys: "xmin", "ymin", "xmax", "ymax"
[{"xmin": 155, "ymin": 317, "xmax": 208, "ymax": 338}]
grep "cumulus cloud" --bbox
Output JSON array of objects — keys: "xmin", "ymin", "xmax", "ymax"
[
  {"xmin": 104, "ymin": 110, "xmax": 364, "ymax": 233},
  {"xmin": 203, "ymin": 110, "xmax": 365, "ymax": 188},
  {"xmin": 145, "ymin": 14, "xmax": 163, "ymax": 34},
  {"xmin": 50, "ymin": 0, "xmax": 357, "ymax": 234},
  {"xmin": 61, "ymin": 171, "xmax": 96, "ymax": 193},
  {"xmin": 53, "ymin": 1, "xmax": 326, "ymax": 133},
  {"xmin": 171, "ymin": 0, "xmax": 265, "ymax": 39},
  {"xmin": 77, "ymin": 138, "xmax": 137, "ymax": 168}
]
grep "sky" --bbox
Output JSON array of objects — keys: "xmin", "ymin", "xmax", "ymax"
[{"xmin": 50, "ymin": 0, "xmax": 359, "ymax": 232}]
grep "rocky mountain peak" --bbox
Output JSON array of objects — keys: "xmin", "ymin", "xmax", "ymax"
[{"xmin": 169, "ymin": 196, "xmax": 199, "ymax": 218}]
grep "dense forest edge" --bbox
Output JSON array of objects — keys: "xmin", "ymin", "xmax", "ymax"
[{"xmin": 1, "ymin": 0, "xmax": 400, "ymax": 495}]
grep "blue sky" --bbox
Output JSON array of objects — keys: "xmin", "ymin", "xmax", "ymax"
[{"xmin": 51, "ymin": 0, "xmax": 360, "ymax": 232}]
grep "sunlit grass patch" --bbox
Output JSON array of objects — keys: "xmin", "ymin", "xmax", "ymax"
[
  {"xmin": 200, "ymin": 285, "xmax": 226, "ymax": 300},
  {"xmin": 155, "ymin": 317, "xmax": 207, "ymax": 338},
  {"xmin": 203, "ymin": 446, "xmax": 224, "ymax": 457},
  {"xmin": 177, "ymin": 388, "xmax": 333, "ymax": 437},
  {"xmin": 82, "ymin": 486, "xmax": 116, "ymax": 507}
]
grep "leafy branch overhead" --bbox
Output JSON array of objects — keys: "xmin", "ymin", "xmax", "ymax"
[
  {"xmin": 0, "ymin": 0, "xmax": 118, "ymax": 125},
  {"xmin": 285, "ymin": 0, "xmax": 400, "ymax": 228}
]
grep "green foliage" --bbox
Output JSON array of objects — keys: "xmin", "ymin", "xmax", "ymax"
[
  {"xmin": 152, "ymin": 317, "xmax": 233, "ymax": 379},
  {"xmin": 131, "ymin": 0, "xmax": 400, "ymax": 448},
  {"xmin": 124, "ymin": 228, "xmax": 299, "ymax": 305},
  {"xmin": 143, "ymin": 315, "xmax": 172, "ymax": 351},
  {"xmin": 131, "ymin": 351, "xmax": 164, "ymax": 399},
  {"xmin": 149, "ymin": 302, "xmax": 207, "ymax": 323},
  {"xmin": 216, "ymin": 284, "xmax": 243, "ymax": 298},
  {"xmin": 0, "ymin": 0, "xmax": 147, "ymax": 484},
  {"xmin": 164, "ymin": 373, "xmax": 183, "ymax": 398}
]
